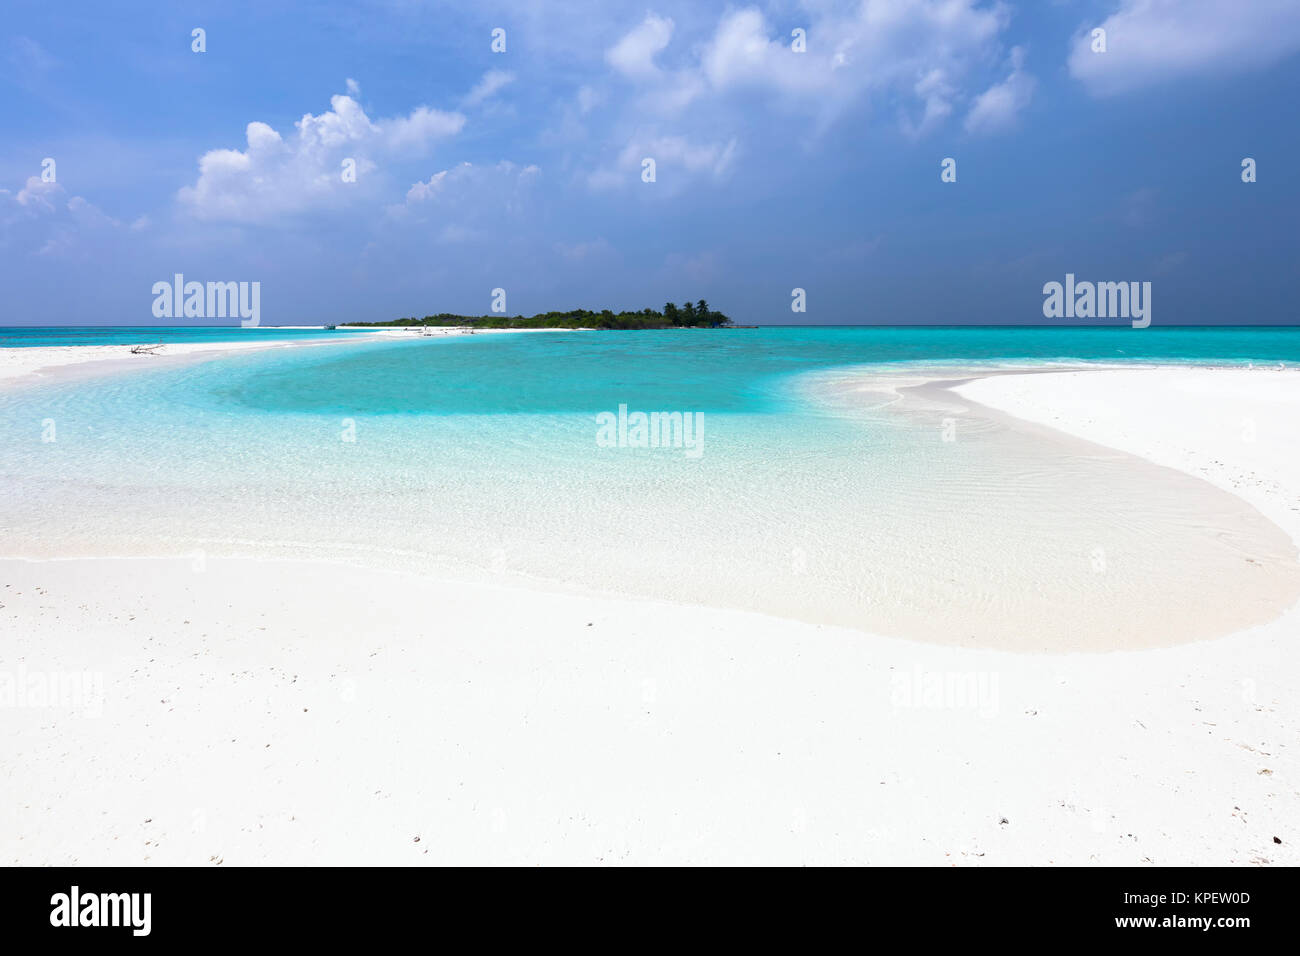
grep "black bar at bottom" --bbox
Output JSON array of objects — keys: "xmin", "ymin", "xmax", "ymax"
[{"xmin": 0, "ymin": 866, "xmax": 1284, "ymax": 944}]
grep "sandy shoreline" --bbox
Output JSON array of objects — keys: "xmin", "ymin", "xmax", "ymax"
[
  {"xmin": 955, "ymin": 366, "xmax": 1300, "ymax": 554},
  {"xmin": 0, "ymin": 332, "xmax": 387, "ymax": 390},
  {"xmin": 2, "ymin": 360, "xmax": 1299, "ymax": 864},
  {"xmin": 0, "ymin": 326, "xmax": 566, "ymax": 391}
]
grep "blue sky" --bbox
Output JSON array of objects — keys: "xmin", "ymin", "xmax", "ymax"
[{"xmin": 2, "ymin": 0, "xmax": 1298, "ymax": 325}]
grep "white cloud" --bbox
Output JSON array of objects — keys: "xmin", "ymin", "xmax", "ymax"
[
  {"xmin": 463, "ymin": 69, "xmax": 516, "ymax": 107},
  {"xmin": 3, "ymin": 177, "xmax": 118, "ymax": 227},
  {"xmin": 700, "ymin": 2, "xmax": 1008, "ymax": 106},
  {"xmin": 601, "ymin": 3, "xmax": 1017, "ymax": 136},
  {"xmin": 14, "ymin": 175, "xmax": 60, "ymax": 212},
  {"xmin": 964, "ymin": 47, "xmax": 1036, "ymax": 134},
  {"xmin": 640, "ymin": 135, "xmax": 736, "ymax": 177},
  {"xmin": 1069, "ymin": 0, "xmax": 1300, "ymax": 95},
  {"xmin": 66, "ymin": 194, "xmax": 122, "ymax": 229},
  {"xmin": 405, "ymin": 161, "xmax": 540, "ymax": 206},
  {"xmin": 587, "ymin": 2, "xmax": 1018, "ymax": 193},
  {"xmin": 589, "ymin": 134, "xmax": 738, "ymax": 191},
  {"xmin": 607, "ymin": 14, "xmax": 674, "ymax": 79},
  {"xmin": 177, "ymin": 88, "xmax": 465, "ymax": 222},
  {"xmin": 380, "ymin": 104, "xmax": 464, "ymax": 150},
  {"xmin": 901, "ymin": 69, "xmax": 957, "ymax": 137},
  {"xmin": 394, "ymin": 161, "xmax": 541, "ymax": 240},
  {"xmin": 404, "ymin": 167, "xmax": 454, "ymax": 205},
  {"xmin": 701, "ymin": 9, "xmax": 825, "ymax": 94},
  {"xmin": 0, "ymin": 177, "xmax": 128, "ymax": 257}
]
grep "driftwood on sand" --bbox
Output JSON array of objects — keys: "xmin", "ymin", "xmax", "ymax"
[{"xmin": 129, "ymin": 343, "xmax": 165, "ymax": 355}]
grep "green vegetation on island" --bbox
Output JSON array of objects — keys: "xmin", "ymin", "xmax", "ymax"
[{"xmin": 351, "ymin": 300, "xmax": 733, "ymax": 330}]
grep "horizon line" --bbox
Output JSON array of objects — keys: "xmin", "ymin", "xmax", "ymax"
[{"xmin": 3, "ymin": 324, "xmax": 1300, "ymax": 331}]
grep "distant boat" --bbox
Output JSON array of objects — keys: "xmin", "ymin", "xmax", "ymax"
[{"xmin": 325, "ymin": 324, "xmax": 337, "ymax": 330}]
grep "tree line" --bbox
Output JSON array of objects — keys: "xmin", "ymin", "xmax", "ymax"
[{"xmin": 352, "ymin": 300, "xmax": 733, "ymax": 330}]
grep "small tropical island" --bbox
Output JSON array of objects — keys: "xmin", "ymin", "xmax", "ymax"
[{"xmin": 348, "ymin": 300, "xmax": 734, "ymax": 330}]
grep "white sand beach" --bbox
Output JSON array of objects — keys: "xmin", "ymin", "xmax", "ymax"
[
  {"xmin": 2, "ymin": 362, "xmax": 1298, "ymax": 865},
  {"xmin": 0, "ymin": 327, "xmax": 534, "ymax": 391},
  {"xmin": 956, "ymin": 366, "xmax": 1300, "ymax": 555}
]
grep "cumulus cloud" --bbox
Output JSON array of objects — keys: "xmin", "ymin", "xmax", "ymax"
[
  {"xmin": 608, "ymin": 2, "xmax": 1014, "ymax": 128},
  {"xmin": 177, "ymin": 88, "xmax": 465, "ymax": 222},
  {"xmin": 964, "ymin": 47, "xmax": 1036, "ymax": 134},
  {"xmin": 1069, "ymin": 0, "xmax": 1300, "ymax": 95},
  {"xmin": 606, "ymin": 13, "xmax": 674, "ymax": 79},
  {"xmin": 12, "ymin": 175, "xmax": 61, "ymax": 213},
  {"xmin": 701, "ymin": 9, "xmax": 826, "ymax": 94},
  {"xmin": 589, "ymin": 2, "xmax": 1020, "ymax": 192}
]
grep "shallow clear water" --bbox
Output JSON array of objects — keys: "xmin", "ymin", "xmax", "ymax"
[
  {"xmin": 0, "ymin": 326, "xmax": 361, "ymax": 348},
  {"xmin": 3, "ymin": 327, "xmax": 1300, "ymax": 649}
]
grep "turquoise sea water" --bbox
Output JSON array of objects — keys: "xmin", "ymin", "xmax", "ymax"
[
  {"xmin": 5, "ymin": 322, "xmax": 1300, "ymax": 360},
  {"xmin": 204, "ymin": 326, "xmax": 1300, "ymax": 415},
  {"xmin": 3, "ymin": 326, "xmax": 1300, "ymax": 648}
]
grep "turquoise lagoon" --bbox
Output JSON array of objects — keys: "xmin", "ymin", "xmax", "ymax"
[{"xmin": 3, "ymin": 326, "xmax": 1300, "ymax": 649}]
